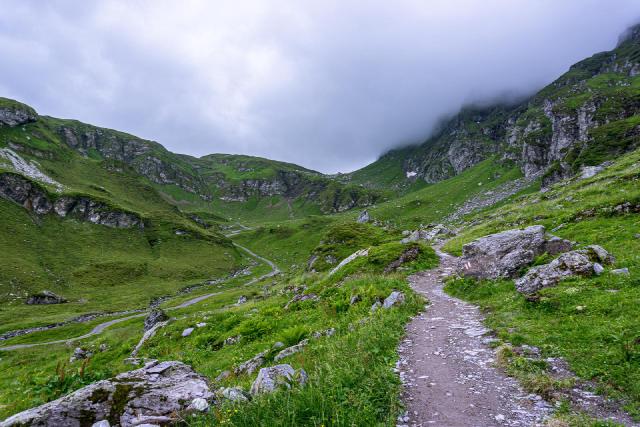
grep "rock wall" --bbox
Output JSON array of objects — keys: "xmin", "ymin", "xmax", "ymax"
[{"xmin": 0, "ymin": 173, "xmax": 143, "ymax": 228}]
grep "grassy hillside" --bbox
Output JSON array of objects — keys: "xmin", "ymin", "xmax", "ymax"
[{"xmin": 442, "ymin": 147, "xmax": 640, "ymax": 419}]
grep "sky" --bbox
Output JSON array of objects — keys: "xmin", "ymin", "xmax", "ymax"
[{"xmin": 1, "ymin": 1, "xmax": 639, "ymax": 173}]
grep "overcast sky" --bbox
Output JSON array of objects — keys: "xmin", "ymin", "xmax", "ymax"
[{"xmin": 1, "ymin": 1, "xmax": 639, "ymax": 173}]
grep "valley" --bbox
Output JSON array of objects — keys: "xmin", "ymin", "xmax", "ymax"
[{"xmin": 0, "ymin": 22, "xmax": 639, "ymax": 427}]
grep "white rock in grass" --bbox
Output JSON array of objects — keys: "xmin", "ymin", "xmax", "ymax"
[
  {"xmin": 181, "ymin": 328, "xmax": 194, "ymax": 337},
  {"xmin": 593, "ymin": 263, "xmax": 605, "ymax": 275}
]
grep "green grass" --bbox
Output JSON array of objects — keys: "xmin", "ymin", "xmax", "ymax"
[
  {"xmin": 367, "ymin": 157, "xmax": 523, "ymax": 229},
  {"xmin": 441, "ymin": 148, "xmax": 640, "ymax": 418}
]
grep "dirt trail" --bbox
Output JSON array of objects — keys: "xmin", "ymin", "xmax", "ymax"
[{"xmin": 398, "ymin": 250, "xmax": 551, "ymax": 426}]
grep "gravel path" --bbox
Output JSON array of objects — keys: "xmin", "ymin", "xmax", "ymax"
[{"xmin": 398, "ymin": 250, "xmax": 551, "ymax": 426}]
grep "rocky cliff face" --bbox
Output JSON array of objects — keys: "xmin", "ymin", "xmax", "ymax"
[
  {"xmin": 0, "ymin": 172, "xmax": 143, "ymax": 228},
  {"xmin": 58, "ymin": 124, "xmax": 211, "ymax": 199},
  {"xmin": 355, "ymin": 23, "xmax": 640, "ymax": 188}
]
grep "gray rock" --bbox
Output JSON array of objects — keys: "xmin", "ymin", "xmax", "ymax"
[
  {"xmin": 593, "ymin": 263, "xmax": 605, "ymax": 275},
  {"xmin": 215, "ymin": 370, "xmax": 231, "ymax": 382},
  {"xmin": 181, "ymin": 328, "xmax": 194, "ymax": 337},
  {"xmin": 612, "ymin": 268, "xmax": 630, "ymax": 275},
  {"xmin": 234, "ymin": 351, "xmax": 268, "ymax": 375},
  {"xmin": 459, "ymin": 226, "xmax": 558, "ymax": 279},
  {"xmin": 250, "ymin": 364, "xmax": 307, "ymax": 395},
  {"xmin": 0, "ymin": 173, "xmax": 143, "ymax": 229},
  {"xmin": 196, "ymin": 322, "xmax": 207, "ymax": 328},
  {"xmin": 370, "ymin": 301, "xmax": 382, "ymax": 312},
  {"xmin": 0, "ymin": 361, "xmax": 213, "ymax": 427},
  {"xmin": 224, "ymin": 335, "xmax": 241, "ymax": 346},
  {"xmin": 219, "ymin": 387, "xmax": 250, "ymax": 402},
  {"xmin": 357, "ymin": 209, "xmax": 370, "ymax": 223},
  {"xmin": 384, "ymin": 246, "xmax": 420, "ymax": 273},
  {"xmin": 584, "ymin": 245, "xmax": 616, "ymax": 265},
  {"xmin": 272, "ymin": 341, "xmax": 285, "ymax": 349},
  {"xmin": 70, "ymin": 347, "xmax": 92, "ymax": 363},
  {"xmin": 0, "ymin": 104, "xmax": 37, "ymax": 127},
  {"xmin": 274, "ymin": 340, "xmax": 308, "ymax": 362},
  {"xmin": 186, "ymin": 397, "xmax": 209, "ymax": 412},
  {"xmin": 349, "ymin": 294, "xmax": 361, "ymax": 305},
  {"xmin": 382, "ymin": 291, "xmax": 405, "ymax": 309},
  {"xmin": 144, "ymin": 309, "xmax": 168, "ymax": 331},
  {"xmin": 580, "ymin": 165, "xmax": 604, "ymax": 179},
  {"xmin": 515, "ymin": 251, "xmax": 594, "ymax": 295},
  {"xmin": 543, "ymin": 236, "xmax": 573, "ymax": 255},
  {"xmin": 325, "ymin": 328, "xmax": 336, "ymax": 337},
  {"xmin": 284, "ymin": 293, "xmax": 319, "ymax": 309},
  {"xmin": 26, "ymin": 290, "xmax": 67, "ymax": 305},
  {"xmin": 92, "ymin": 421, "xmax": 110, "ymax": 427},
  {"xmin": 237, "ymin": 295, "xmax": 248, "ymax": 305},
  {"xmin": 328, "ymin": 248, "xmax": 369, "ymax": 276}
]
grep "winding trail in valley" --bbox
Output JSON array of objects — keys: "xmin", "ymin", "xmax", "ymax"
[
  {"xmin": 398, "ymin": 249, "xmax": 551, "ymax": 427},
  {"xmin": 0, "ymin": 236, "xmax": 278, "ymax": 352}
]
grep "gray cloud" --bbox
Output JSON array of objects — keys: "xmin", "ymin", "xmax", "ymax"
[{"xmin": 1, "ymin": 0, "xmax": 639, "ymax": 172}]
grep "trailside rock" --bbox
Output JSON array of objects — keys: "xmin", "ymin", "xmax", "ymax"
[
  {"xmin": 274, "ymin": 339, "xmax": 309, "ymax": 362},
  {"xmin": 0, "ymin": 361, "xmax": 214, "ymax": 427},
  {"xmin": 250, "ymin": 364, "xmax": 308, "ymax": 395},
  {"xmin": 459, "ymin": 225, "xmax": 552, "ymax": 279},
  {"xmin": 515, "ymin": 251, "xmax": 595, "ymax": 295},
  {"xmin": 382, "ymin": 291, "xmax": 405, "ymax": 309},
  {"xmin": 144, "ymin": 309, "xmax": 168, "ymax": 331},
  {"xmin": 26, "ymin": 290, "xmax": 67, "ymax": 305}
]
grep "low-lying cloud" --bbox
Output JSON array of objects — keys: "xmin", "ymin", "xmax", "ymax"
[{"xmin": 1, "ymin": 1, "xmax": 639, "ymax": 172}]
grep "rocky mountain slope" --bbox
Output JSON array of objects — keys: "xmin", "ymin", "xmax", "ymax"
[
  {"xmin": 0, "ymin": 100, "xmax": 381, "ymax": 218},
  {"xmin": 347, "ymin": 23, "xmax": 640, "ymax": 190}
]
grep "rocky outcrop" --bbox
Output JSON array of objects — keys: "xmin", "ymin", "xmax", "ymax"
[
  {"xmin": 274, "ymin": 339, "xmax": 309, "ymax": 362},
  {"xmin": 401, "ymin": 224, "xmax": 454, "ymax": 244},
  {"xmin": 458, "ymin": 226, "xmax": 572, "ymax": 279},
  {"xmin": 0, "ymin": 361, "xmax": 213, "ymax": 427},
  {"xmin": 328, "ymin": 248, "xmax": 369, "ymax": 276},
  {"xmin": 384, "ymin": 246, "xmax": 420, "ymax": 273},
  {"xmin": 250, "ymin": 364, "xmax": 308, "ymax": 395},
  {"xmin": 59, "ymin": 125, "xmax": 210, "ymax": 199},
  {"xmin": 382, "ymin": 291, "xmax": 405, "ymax": 309},
  {"xmin": 284, "ymin": 293, "xmax": 319, "ymax": 310},
  {"xmin": 0, "ymin": 102, "xmax": 37, "ymax": 127},
  {"xmin": 515, "ymin": 251, "xmax": 595, "ymax": 295},
  {"xmin": 357, "ymin": 209, "xmax": 370, "ymax": 223},
  {"xmin": 26, "ymin": 290, "xmax": 67, "ymax": 305},
  {"xmin": 0, "ymin": 173, "xmax": 142, "ymax": 228},
  {"xmin": 234, "ymin": 351, "xmax": 268, "ymax": 375},
  {"xmin": 143, "ymin": 309, "xmax": 168, "ymax": 332},
  {"xmin": 515, "ymin": 245, "xmax": 616, "ymax": 295}
]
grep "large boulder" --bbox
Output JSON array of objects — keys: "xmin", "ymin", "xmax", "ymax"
[
  {"xmin": 0, "ymin": 361, "xmax": 214, "ymax": 427},
  {"xmin": 458, "ymin": 226, "xmax": 572, "ymax": 279},
  {"xmin": 515, "ymin": 251, "xmax": 595, "ymax": 295},
  {"xmin": 26, "ymin": 290, "xmax": 67, "ymax": 305},
  {"xmin": 250, "ymin": 364, "xmax": 308, "ymax": 395}
]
